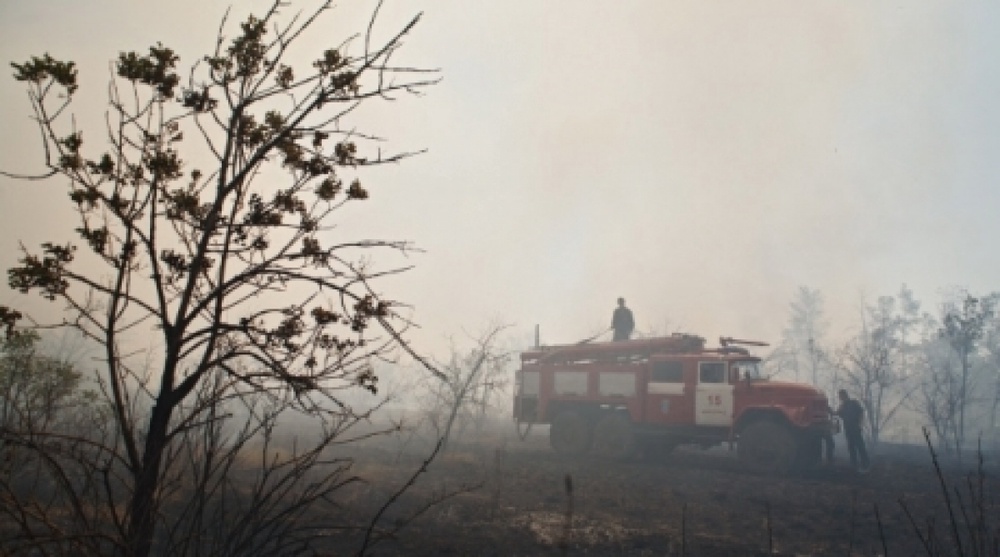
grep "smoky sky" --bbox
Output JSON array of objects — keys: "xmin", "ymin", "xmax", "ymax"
[{"xmin": 2, "ymin": 0, "xmax": 999, "ymax": 354}]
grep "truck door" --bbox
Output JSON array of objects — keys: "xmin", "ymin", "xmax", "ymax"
[
  {"xmin": 644, "ymin": 360, "xmax": 691, "ymax": 424},
  {"xmin": 695, "ymin": 361, "xmax": 733, "ymax": 426}
]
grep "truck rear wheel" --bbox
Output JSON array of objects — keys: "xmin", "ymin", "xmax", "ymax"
[
  {"xmin": 738, "ymin": 421, "xmax": 796, "ymax": 473},
  {"xmin": 641, "ymin": 438, "xmax": 678, "ymax": 462},
  {"xmin": 550, "ymin": 410, "xmax": 591, "ymax": 456},
  {"xmin": 591, "ymin": 413, "xmax": 635, "ymax": 460}
]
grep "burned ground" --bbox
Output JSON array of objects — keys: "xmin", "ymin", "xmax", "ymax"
[{"xmin": 324, "ymin": 430, "xmax": 997, "ymax": 556}]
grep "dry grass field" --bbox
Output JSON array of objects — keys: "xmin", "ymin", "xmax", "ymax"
[{"xmin": 317, "ymin": 427, "xmax": 998, "ymax": 556}]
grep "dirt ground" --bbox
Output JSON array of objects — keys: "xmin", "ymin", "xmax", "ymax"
[{"xmin": 324, "ymin": 428, "xmax": 997, "ymax": 557}]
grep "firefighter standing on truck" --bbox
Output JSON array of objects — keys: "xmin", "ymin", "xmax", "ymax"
[{"xmin": 612, "ymin": 297, "xmax": 635, "ymax": 341}]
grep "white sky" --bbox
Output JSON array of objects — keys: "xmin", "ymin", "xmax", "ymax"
[{"xmin": 2, "ymin": 0, "xmax": 999, "ymax": 354}]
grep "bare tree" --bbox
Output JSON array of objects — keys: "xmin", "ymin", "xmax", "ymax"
[
  {"xmin": 940, "ymin": 291, "xmax": 995, "ymax": 452},
  {"xmin": 0, "ymin": 2, "xmax": 439, "ymax": 555},
  {"xmin": 837, "ymin": 293, "xmax": 917, "ymax": 448},
  {"xmin": 912, "ymin": 335, "xmax": 963, "ymax": 454},
  {"xmin": 0, "ymin": 331, "xmax": 91, "ymax": 436},
  {"xmin": 420, "ymin": 325, "xmax": 510, "ymax": 451},
  {"xmin": 980, "ymin": 309, "xmax": 1000, "ymax": 430},
  {"xmin": 775, "ymin": 287, "xmax": 830, "ymax": 387}
]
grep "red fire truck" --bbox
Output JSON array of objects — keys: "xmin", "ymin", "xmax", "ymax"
[{"xmin": 513, "ymin": 334, "xmax": 835, "ymax": 472}]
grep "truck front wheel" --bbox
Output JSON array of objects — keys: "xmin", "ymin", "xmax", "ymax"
[
  {"xmin": 738, "ymin": 421, "xmax": 796, "ymax": 473},
  {"xmin": 795, "ymin": 434, "xmax": 822, "ymax": 469},
  {"xmin": 550, "ymin": 410, "xmax": 592, "ymax": 456}
]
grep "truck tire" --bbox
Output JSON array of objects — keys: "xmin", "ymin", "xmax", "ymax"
[
  {"xmin": 641, "ymin": 437, "xmax": 678, "ymax": 462},
  {"xmin": 738, "ymin": 421, "xmax": 796, "ymax": 473},
  {"xmin": 591, "ymin": 413, "xmax": 636, "ymax": 460},
  {"xmin": 550, "ymin": 410, "xmax": 591, "ymax": 456},
  {"xmin": 795, "ymin": 434, "xmax": 822, "ymax": 469}
]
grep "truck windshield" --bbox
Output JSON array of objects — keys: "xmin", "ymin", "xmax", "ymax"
[{"xmin": 732, "ymin": 360, "xmax": 763, "ymax": 380}]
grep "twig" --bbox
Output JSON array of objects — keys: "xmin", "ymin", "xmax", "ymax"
[
  {"xmin": 973, "ymin": 439, "xmax": 987, "ymax": 557},
  {"xmin": 356, "ymin": 437, "xmax": 443, "ymax": 556},
  {"xmin": 489, "ymin": 443, "xmax": 506, "ymax": 521},
  {"xmin": 559, "ymin": 474, "xmax": 573, "ymax": 556},
  {"xmin": 954, "ymin": 485, "xmax": 977, "ymax": 556},
  {"xmin": 848, "ymin": 491, "xmax": 857, "ymax": 556},
  {"xmin": 924, "ymin": 427, "xmax": 965, "ymax": 557},
  {"xmin": 681, "ymin": 501, "xmax": 687, "ymax": 557},
  {"xmin": 766, "ymin": 500, "xmax": 773, "ymax": 556},
  {"xmin": 898, "ymin": 496, "xmax": 934, "ymax": 556},
  {"xmin": 874, "ymin": 502, "xmax": 888, "ymax": 557}
]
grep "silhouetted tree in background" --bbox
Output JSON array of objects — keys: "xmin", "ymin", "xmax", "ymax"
[
  {"xmin": 420, "ymin": 325, "xmax": 510, "ymax": 451},
  {"xmin": 913, "ymin": 334, "xmax": 963, "ymax": 454},
  {"xmin": 837, "ymin": 289, "xmax": 920, "ymax": 448},
  {"xmin": 775, "ymin": 287, "xmax": 831, "ymax": 387},
  {"xmin": 0, "ymin": 331, "xmax": 92, "ymax": 435},
  {"xmin": 940, "ymin": 292, "xmax": 995, "ymax": 454},
  {"xmin": 982, "ymin": 315, "xmax": 1000, "ymax": 430}
]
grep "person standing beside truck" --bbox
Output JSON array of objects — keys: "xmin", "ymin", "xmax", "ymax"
[
  {"xmin": 611, "ymin": 297, "xmax": 635, "ymax": 341},
  {"xmin": 836, "ymin": 389, "xmax": 870, "ymax": 473}
]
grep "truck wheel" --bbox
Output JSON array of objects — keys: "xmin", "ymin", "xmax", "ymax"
[
  {"xmin": 642, "ymin": 438, "xmax": 678, "ymax": 462},
  {"xmin": 738, "ymin": 421, "xmax": 796, "ymax": 473},
  {"xmin": 592, "ymin": 413, "xmax": 636, "ymax": 460},
  {"xmin": 795, "ymin": 434, "xmax": 822, "ymax": 469},
  {"xmin": 550, "ymin": 410, "xmax": 591, "ymax": 456}
]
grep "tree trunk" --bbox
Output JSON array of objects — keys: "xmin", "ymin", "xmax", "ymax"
[
  {"xmin": 992, "ymin": 375, "xmax": 1000, "ymax": 428},
  {"xmin": 126, "ymin": 401, "xmax": 172, "ymax": 557},
  {"xmin": 959, "ymin": 348, "xmax": 969, "ymax": 458}
]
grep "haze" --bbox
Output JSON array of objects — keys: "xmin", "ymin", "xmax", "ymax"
[{"xmin": 2, "ymin": 0, "xmax": 998, "ymax": 351}]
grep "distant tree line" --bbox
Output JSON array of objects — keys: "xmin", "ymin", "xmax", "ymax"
[{"xmin": 773, "ymin": 285, "xmax": 1000, "ymax": 456}]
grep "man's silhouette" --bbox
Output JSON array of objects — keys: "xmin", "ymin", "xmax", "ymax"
[{"xmin": 611, "ymin": 298, "xmax": 635, "ymax": 341}]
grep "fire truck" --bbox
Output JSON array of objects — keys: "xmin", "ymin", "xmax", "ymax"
[{"xmin": 513, "ymin": 334, "xmax": 835, "ymax": 472}]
